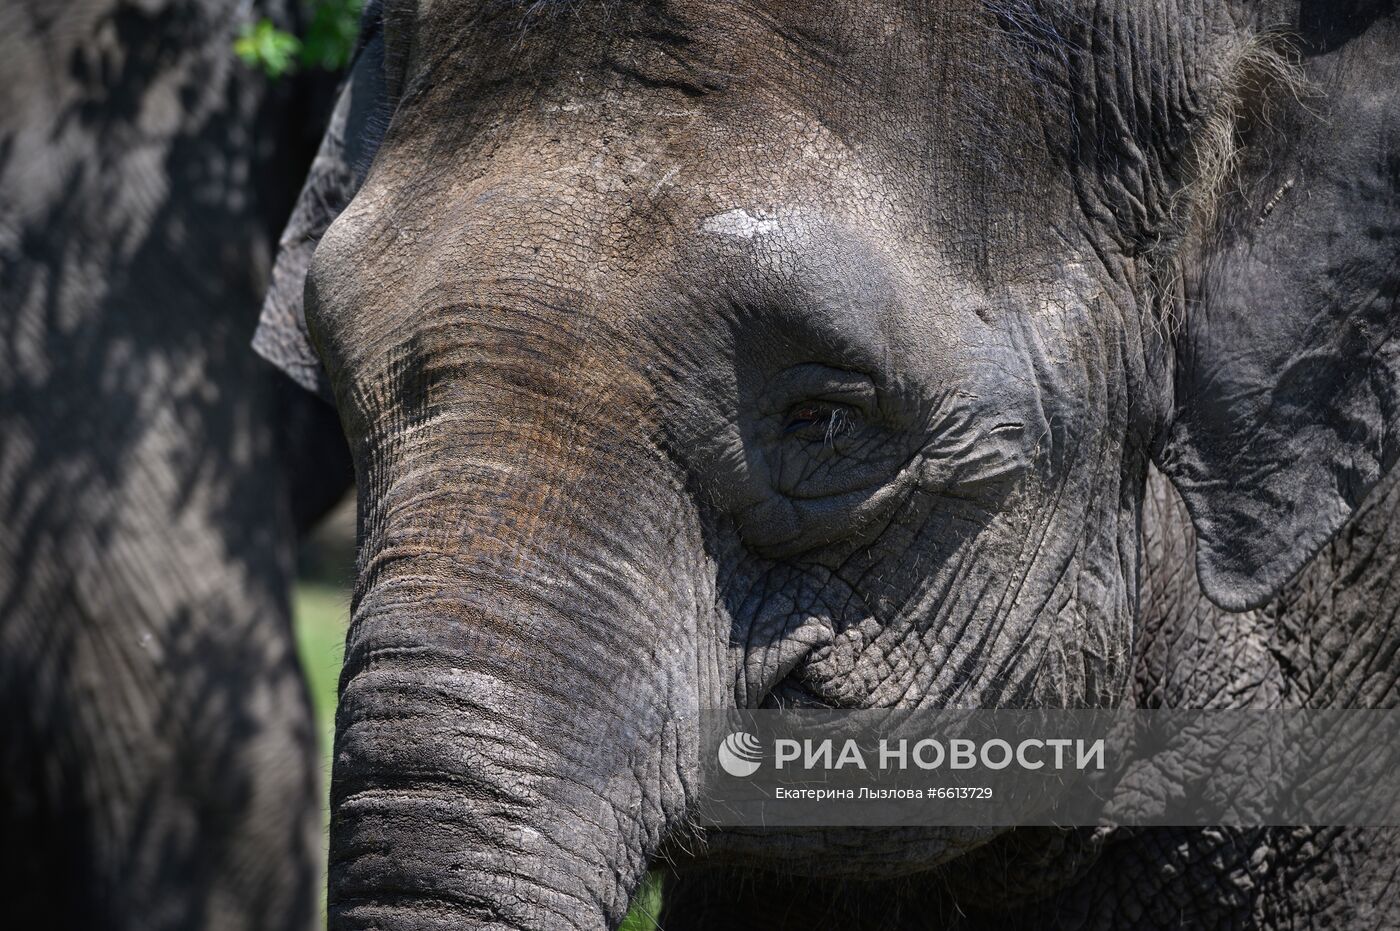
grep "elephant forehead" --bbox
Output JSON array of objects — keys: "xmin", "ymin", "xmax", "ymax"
[
  {"xmin": 329, "ymin": 126, "xmax": 903, "ymax": 313},
  {"xmin": 401, "ymin": 0, "xmax": 1011, "ymax": 72},
  {"xmin": 381, "ymin": 0, "xmax": 1068, "ymax": 212}
]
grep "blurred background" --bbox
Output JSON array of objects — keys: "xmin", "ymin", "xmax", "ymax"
[{"xmin": 292, "ymin": 493, "xmax": 353, "ymax": 796}]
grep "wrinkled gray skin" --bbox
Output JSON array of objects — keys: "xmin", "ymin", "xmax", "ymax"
[
  {"xmin": 0, "ymin": 1, "xmax": 351, "ymax": 928},
  {"xmin": 255, "ymin": 0, "xmax": 1400, "ymax": 928}
]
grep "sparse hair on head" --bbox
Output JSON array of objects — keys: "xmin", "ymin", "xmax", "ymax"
[
  {"xmin": 1177, "ymin": 32, "xmax": 1313, "ymax": 246},
  {"xmin": 1145, "ymin": 31, "xmax": 1313, "ymax": 338}
]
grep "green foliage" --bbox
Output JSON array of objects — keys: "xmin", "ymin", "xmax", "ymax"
[
  {"xmin": 234, "ymin": 0, "xmax": 365, "ymax": 79},
  {"xmin": 619, "ymin": 873, "xmax": 664, "ymax": 930},
  {"xmin": 301, "ymin": 0, "xmax": 364, "ymax": 71},
  {"xmin": 234, "ymin": 18, "xmax": 302, "ymax": 78}
]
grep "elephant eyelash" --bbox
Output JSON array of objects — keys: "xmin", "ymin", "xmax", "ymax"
[{"xmin": 784, "ymin": 403, "xmax": 858, "ymax": 444}]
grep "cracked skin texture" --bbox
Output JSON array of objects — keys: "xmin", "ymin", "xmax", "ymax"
[
  {"xmin": 661, "ymin": 465, "xmax": 1400, "ymax": 928},
  {"xmin": 253, "ymin": 0, "xmax": 1400, "ymax": 928}
]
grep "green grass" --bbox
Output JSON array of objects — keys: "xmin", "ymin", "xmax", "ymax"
[
  {"xmin": 291, "ymin": 581, "xmax": 662, "ymax": 927},
  {"xmin": 293, "ymin": 582, "xmax": 349, "ymax": 778},
  {"xmin": 619, "ymin": 873, "xmax": 663, "ymax": 930}
]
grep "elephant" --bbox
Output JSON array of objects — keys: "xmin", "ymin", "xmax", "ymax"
[
  {"xmin": 253, "ymin": 0, "xmax": 1400, "ymax": 928},
  {"xmin": 0, "ymin": 0, "xmax": 351, "ymax": 927}
]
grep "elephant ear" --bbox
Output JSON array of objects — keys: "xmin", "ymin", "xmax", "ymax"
[
  {"xmin": 1159, "ymin": 7, "xmax": 1400, "ymax": 612},
  {"xmin": 253, "ymin": 5, "xmax": 389, "ymax": 401}
]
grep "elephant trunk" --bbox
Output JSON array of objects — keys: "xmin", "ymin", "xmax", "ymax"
[{"xmin": 327, "ymin": 396, "xmax": 702, "ymax": 931}]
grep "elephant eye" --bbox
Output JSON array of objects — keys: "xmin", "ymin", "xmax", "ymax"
[{"xmin": 784, "ymin": 402, "xmax": 857, "ymax": 443}]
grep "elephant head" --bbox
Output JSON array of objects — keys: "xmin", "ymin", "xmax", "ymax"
[{"xmin": 255, "ymin": 1, "xmax": 1400, "ymax": 927}]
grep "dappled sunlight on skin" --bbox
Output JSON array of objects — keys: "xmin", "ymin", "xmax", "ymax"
[{"xmin": 1, "ymin": 1, "xmax": 354, "ymax": 926}]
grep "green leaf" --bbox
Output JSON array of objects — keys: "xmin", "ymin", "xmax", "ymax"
[
  {"xmin": 234, "ymin": 1, "xmax": 365, "ymax": 80},
  {"xmin": 300, "ymin": 0, "xmax": 364, "ymax": 71},
  {"xmin": 234, "ymin": 18, "xmax": 302, "ymax": 78}
]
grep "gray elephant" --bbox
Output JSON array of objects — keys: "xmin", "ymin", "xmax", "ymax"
[
  {"xmin": 254, "ymin": 0, "xmax": 1400, "ymax": 928},
  {"xmin": 0, "ymin": 0, "xmax": 351, "ymax": 928}
]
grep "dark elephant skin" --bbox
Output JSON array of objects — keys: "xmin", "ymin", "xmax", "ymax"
[
  {"xmin": 658, "ymin": 465, "xmax": 1400, "ymax": 928},
  {"xmin": 254, "ymin": 1, "xmax": 1400, "ymax": 928},
  {"xmin": 0, "ymin": 0, "xmax": 352, "ymax": 928}
]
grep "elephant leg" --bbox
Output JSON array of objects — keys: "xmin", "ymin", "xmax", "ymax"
[{"xmin": 0, "ymin": 429, "xmax": 322, "ymax": 931}]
